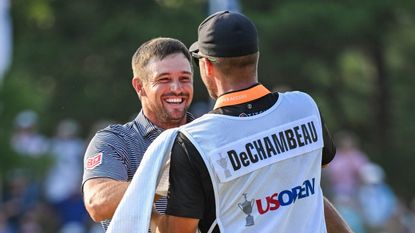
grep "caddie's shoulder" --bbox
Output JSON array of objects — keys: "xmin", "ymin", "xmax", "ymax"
[{"xmin": 281, "ymin": 90, "xmax": 317, "ymax": 103}]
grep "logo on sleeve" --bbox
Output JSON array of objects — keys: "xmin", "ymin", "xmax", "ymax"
[{"xmin": 86, "ymin": 152, "xmax": 103, "ymax": 170}]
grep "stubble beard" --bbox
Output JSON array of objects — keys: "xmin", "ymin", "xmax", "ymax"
[{"xmin": 160, "ymin": 106, "xmax": 187, "ymax": 127}]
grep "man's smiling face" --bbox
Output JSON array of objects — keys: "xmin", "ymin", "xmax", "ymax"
[{"xmin": 139, "ymin": 52, "xmax": 193, "ymax": 129}]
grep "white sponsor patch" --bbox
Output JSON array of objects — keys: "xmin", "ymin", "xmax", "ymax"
[{"xmin": 210, "ymin": 116, "xmax": 323, "ymax": 182}]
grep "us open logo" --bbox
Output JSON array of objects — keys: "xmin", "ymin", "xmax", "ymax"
[{"xmin": 255, "ymin": 178, "xmax": 316, "ymax": 215}]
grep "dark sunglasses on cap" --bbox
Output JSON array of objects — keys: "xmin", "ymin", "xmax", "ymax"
[{"xmin": 191, "ymin": 52, "xmax": 217, "ymax": 67}]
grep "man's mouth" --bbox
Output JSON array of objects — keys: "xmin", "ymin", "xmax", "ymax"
[{"xmin": 165, "ymin": 97, "xmax": 185, "ymax": 104}]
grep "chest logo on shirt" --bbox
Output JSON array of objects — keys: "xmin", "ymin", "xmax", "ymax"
[
  {"xmin": 210, "ymin": 116, "xmax": 323, "ymax": 182},
  {"xmin": 86, "ymin": 152, "xmax": 103, "ymax": 170}
]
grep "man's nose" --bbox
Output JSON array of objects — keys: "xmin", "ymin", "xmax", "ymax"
[{"xmin": 170, "ymin": 80, "xmax": 182, "ymax": 92}]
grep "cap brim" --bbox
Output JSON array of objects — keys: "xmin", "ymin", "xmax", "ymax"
[{"xmin": 189, "ymin": 41, "xmax": 199, "ymax": 53}]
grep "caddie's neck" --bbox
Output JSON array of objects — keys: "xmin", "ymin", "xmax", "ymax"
[{"xmin": 215, "ymin": 75, "xmax": 258, "ymax": 98}]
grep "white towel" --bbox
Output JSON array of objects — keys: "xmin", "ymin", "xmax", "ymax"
[{"xmin": 106, "ymin": 128, "xmax": 179, "ymax": 233}]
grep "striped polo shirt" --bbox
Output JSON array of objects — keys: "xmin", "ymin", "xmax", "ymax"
[{"xmin": 82, "ymin": 110, "xmax": 193, "ymax": 230}]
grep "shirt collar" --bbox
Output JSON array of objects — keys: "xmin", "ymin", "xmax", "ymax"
[
  {"xmin": 213, "ymin": 83, "xmax": 271, "ymax": 109},
  {"xmin": 134, "ymin": 110, "xmax": 195, "ymax": 138}
]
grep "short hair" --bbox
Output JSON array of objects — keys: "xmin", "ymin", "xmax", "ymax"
[
  {"xmin": 132, "ymin": 37, "xmax": 191, "ymax": 81},
  {"xmin": 214, "ymin": 52, "xmax": 259, "ymax": 76}
]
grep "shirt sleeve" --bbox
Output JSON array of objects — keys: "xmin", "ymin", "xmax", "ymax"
[
  {"xmin": 82, "ymin": 130, "xmax": 129, "ymax": 186},
  {"xmin": 165, "ymin": 133, "xmax": 206, "ymax": 219},
  {"xmin": 321, "ymin": 115, "xmax": 336, "ymax": 166}
]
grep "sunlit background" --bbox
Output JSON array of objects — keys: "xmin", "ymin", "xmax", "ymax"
[{"xmin": 0, "ymin": 0, "xmax": 415, "ymax": 232}]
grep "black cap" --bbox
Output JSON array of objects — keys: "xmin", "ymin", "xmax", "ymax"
[{"xmin": 189, "ymin": 11, "xmax": 258, "ymax": 57}]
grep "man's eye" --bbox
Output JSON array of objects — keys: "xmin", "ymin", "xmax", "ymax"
[
  {"xmin": 181, "ymin": 77, "xmax": 191, "ymax": 82},
  {"xmin": 158, "ymin": 78, "xmax": 170, "ymax": 83}
]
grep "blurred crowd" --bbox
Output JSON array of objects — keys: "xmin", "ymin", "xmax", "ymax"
[
  {"xmin": 322, "ymin": 131, "xmax": 415, "ymax": 233},
  {"xmin": 0, "ymin": 110, "xmax": 102, "ymax": 233},
  {"xmin": 1, "ymin": 109, "xmax": 415, "ymax": 233}
]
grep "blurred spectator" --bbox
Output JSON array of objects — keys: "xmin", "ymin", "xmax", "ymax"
[
  {"xmin": 3, "ymin": 116, "xmax": 119, "ymax": 233},
  {"xmin": 333, "ymin": 195, "xmax": 367, "ymax": 233},
  {"xmin": 357, "ymin": 163, "xmax": 397, "ymax": 232},
  {"xmin": 2, "ymin": 170, "xmax": 39, "ymax": 233},
  {"xmin": 0, "ymin": 210, "xmax": 13, "ymax": 233},
  {"xmin": 19, "ymin": 210, "xmax": 42, "ymax": 233},
  {"xmin": 323, "ymin": 130, "xmax": 413, "ymax": 233},
  {"xmin": 325, "ymin": 130, "xmax": 369, "ymax": 198},
  {"xmin": 323, "ymin": 130, "xmax": 370, "ymax": 233},
  {"xmin": 10, "ymin": 110, "xmax": 49, "ymax": 157},
  {"xmin": 43, "ymin": 119, "xmax": 87, "ymax": 231}
]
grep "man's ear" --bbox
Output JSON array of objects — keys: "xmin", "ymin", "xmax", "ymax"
[
  {"xmin": 203, "ymin": 58, "xmax": 215, "ymax": 76},
  {"xmin": 132, "ymin": 77, "xmax": 144, "ymax": 96}
]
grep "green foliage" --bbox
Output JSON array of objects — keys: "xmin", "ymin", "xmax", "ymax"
[{"xmin": 1, "ymin": 0, "xmax": 415, "ymax": 199}]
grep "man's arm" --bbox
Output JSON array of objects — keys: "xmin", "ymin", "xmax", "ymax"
[
  {"xmin": 83, "ymin": 177, "xmax": 129, "ymax": 222},
  {"xmin": 324, "ymin": 197, "xmax": 354, "ymax": 233},
  {"xmin": 82, "ymin": 129, "xmax": 132, "ymax": 222},
  {"xmin": 152, "ymin": 213, "xmax": 199, "ymax": 233}
]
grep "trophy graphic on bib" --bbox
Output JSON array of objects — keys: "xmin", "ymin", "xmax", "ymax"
[
  {"xmin": 238, "ymin": 193, "xmax": 255, "ymax": 226},
  {"xmin": 216, "ymin": 153, "xmax": 231, "ymax": 178}
]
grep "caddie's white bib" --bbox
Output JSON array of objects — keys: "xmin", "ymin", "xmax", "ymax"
[{"xmin": 180, "ymin": 91, "xmax": 327, "ymax": 233}]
